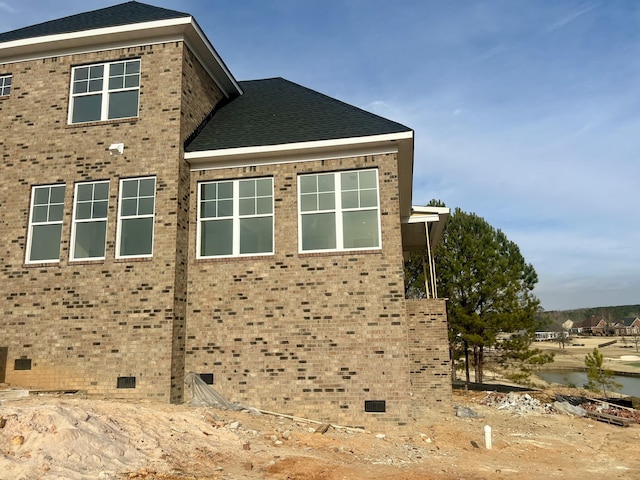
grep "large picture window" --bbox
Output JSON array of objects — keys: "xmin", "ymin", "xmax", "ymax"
[
  {"xmin": 69, "ymin": 59, "xmax": 140, "ymax": 124},
  {"xmin": 70, "ymin": 181, "xmax": 109, "ymax": 260},
  {"xmin": 198, "ymin": 178, "xmax": 274, "ymax": 258},
  {"xmin": 26, "ymin": 184, "xmax": 66, "ymax": 263},
  {"xmin": 299, "ymin": 169, "xmax": 381, "ymax": 252},
  {"xmin": 117, "ymin": 177, "xmax": 155, "ymax": 258}
]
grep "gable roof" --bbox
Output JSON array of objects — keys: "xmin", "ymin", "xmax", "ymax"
[
  {"xmin": 186, "ymin": 77, "xmax": 411, "ymax": 152},
  {"xmin": 0, "ymin": 1, "xmax": 189, "ymax": 43}
]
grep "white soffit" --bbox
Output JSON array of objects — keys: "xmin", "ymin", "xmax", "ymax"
[{"xmin": 0, "ymin": 17, "xmax": 241, "ymax": 97}]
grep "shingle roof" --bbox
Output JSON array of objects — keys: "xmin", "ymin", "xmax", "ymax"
[
  {"xmin": 186, "ymin": 77, "xmax": 411, "ymax": 152},
  {"xmin": 0, "ymin": 1, "xmax": 190, "ymax": 43}
]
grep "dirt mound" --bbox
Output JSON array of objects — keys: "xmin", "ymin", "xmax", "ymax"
[{"xmin": 1, "ymin": 388, "xmax": 640, "ymax": 480}]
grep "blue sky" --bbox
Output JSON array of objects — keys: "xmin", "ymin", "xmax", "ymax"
[{"xmin": 1, "ymin": 1, "xmax": 638, "ymax": 311}]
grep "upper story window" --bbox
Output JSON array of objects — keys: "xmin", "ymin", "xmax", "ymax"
[
  {"xmin": 0, "ymin": 74, "xmax": 11, "ymax": 96},
  {"xmin": 26, "ymin": 184, "xmax": 66, "ymax": 263},
  {"xmin": 116, "ymin": 176, "xmax": 155, "ymax": 258},
  {"xmin": 69, "ymin": 59, "xmax": 140, "ymax": 124},
  {"xmin": 197, "ymin": 178, "xmax": 274, "ymax": 258},
  {"xmin": 298, "ymin": 169, "xmax": 381, "ymax": 252},
  {"xmin": 70, "ymin": 180, "xmax": 109, "ymax": 261}
]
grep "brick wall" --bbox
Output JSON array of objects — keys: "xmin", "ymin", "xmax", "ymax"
[
  {"xmin": 0, "ymin": 41, "xmax": 222, "ymax": 400},
  {"xmin": 185, "ymin": 153, "xmax": 417, "ymax": 428},
  {"xmin": 406, "ymin": 298, "xmax": 452, "ymax": 416}
]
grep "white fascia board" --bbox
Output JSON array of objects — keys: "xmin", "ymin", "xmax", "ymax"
[
  {"xmin": 402, "ymin": 214, "xmax": 441, "ymax": 224},
  {"xmin": 411, "ymin": 206, "xmax": 450, "ymax": 216},
  {"xmin": 185, "ymin": 131, "xmax": 413, "ymax": 167},
  {"xmin": 0, "ymin": 17, "xmax": 241, "ymax": 97},
  {"xmin": 0, "ymin": 17, "xmax": 192, "ymax": 54}
]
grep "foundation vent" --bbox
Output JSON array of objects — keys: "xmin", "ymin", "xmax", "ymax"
[
  {"xmin": 117, "ymin": 376, "xmax": 136, "ymax": 389},
  {"xmin": 14, "ymin": 358, "xmax": 32, "ymax": 370},
  {"xmin": 364, "ymin": 400, "xmax": 386, "ymax": 413},
  {"xmin": 199, "ymin": 373, "xmax": 214, "ymax": 385}
]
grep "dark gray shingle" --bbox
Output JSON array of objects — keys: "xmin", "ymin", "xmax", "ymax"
[
  {"xmin": 186, "ymin": 77, "xmax": 411, "ymax": 152},
  {"xmin": 0, "ymin": 1, "xmax": 190, "ymax": 43}
]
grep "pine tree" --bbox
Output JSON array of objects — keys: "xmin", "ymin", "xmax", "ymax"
[
  {"xmin": 427, "ymin": 207, "xmax": 540, "ymax": 383},
  {"xmin": 584, "ymin": 348, "xmax": 622, "ymax": 397}
]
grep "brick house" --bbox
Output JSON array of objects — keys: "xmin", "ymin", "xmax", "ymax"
[{"xmin": 0, "ymin": 1, "xmax": 451, "ymax": 427}]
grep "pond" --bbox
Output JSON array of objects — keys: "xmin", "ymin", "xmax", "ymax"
[{"xmin": 537, "ymin": 370, "xmax": 640, "ymax": 397}]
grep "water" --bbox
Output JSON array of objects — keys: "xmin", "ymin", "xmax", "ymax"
[{"xmin": 538, "ymin": 370, "xmax": 640, "ymax": 397}]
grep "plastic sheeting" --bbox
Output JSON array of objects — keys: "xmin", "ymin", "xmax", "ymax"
[{"xmin": 184, "ymin": 372, "xmax": 259, "ymax": 413}]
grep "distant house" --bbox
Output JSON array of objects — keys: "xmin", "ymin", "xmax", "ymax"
[
  {"xmin": 579, "ymin": 317, "xmax": 608, "ymax": 336},
  {"xmin": 612, "ymin": 318, "xmax": 640, "ymax": 336},
  {"xmin": 0, "ymin": 1, "xmax": 451, "ymax": 427}
]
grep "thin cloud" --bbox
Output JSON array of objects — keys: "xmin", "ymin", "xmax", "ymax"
[
  {"xmin": 0, "ymin": 2, "xmax": 17, "ymax": 14},
  {"xmin": 545, "ymin": 2, "xmax": 598, "ymax": 33}
]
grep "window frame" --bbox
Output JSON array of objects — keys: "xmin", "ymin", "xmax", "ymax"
[
  {"xmin": 25, "ymin": 183, "xmax": 66, "ymax": 264},
  {"xmin": 298, "ymin": 168, "xmax": 382, "ymax": 253},
  {"xmin": 0, "ymin": 74, "xmax": 11, "ymax": 96},
  {"xmin": 70, "ymin": 180, "xmax": 110, "ymax": 262},
  {"xmin": 68, "ymin": 58, "xmax": 141, "ymax": 124},
  {"xmin": 116, "ymin": 176, "xmax": 156, "ymax": 259},
  {"xmin": 197, "ymin": 177, "xmax": 275, "ymax": 259}
]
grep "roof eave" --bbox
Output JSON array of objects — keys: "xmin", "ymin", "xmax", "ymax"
[{"xmin": 0, "ymin": 16, "xmax": 242, "ymax": 98}]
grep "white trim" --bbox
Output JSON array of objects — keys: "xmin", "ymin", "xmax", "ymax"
[
  {"xmin": 0, "ymin": 17, "xmax": 241, "ymax": 97},
  {"xmin": 0, "ymin": 33, "xmax": 182, "ymax": 64},
  {"xmin": 186, "ymin": 131, "xmax": 412, "ymax": 163},
  {"xmin": 188, "ymin": 146, "xmax": 400, "ymax": 172},
  {"xmin": 25, "ymin": 183, "xmax": 66, "ymax": 264},
  {"xmin": 69, "ymin": 180, "xmax": 109, "ymax": 262},
  {"xmin": 115, "ymin": 176, "xmax": 156, "ymax": 259},
  {"xmin": 0, "ymin": 18, "xmax": 193, "ymax": 51},
  {"xmin": 196, "ymin": 177, "xmax": 274, "ymax": 259},
  {"xmin": 68, "ymin": 59, "xmax": 141, "ymax": 125},
  {"xmin": 297, "ymin": 169, "xmax": 382, "ymax": 254}
]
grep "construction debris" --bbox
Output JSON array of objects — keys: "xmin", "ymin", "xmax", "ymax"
[{"xmin": 481, "ymin": 392, "xmax": 554, "ymax": 414}]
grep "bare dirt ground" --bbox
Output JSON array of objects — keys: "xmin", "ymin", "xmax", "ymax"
[
  {"xmin": 2, "ymin": 382, "xmax": 640, "ymax": 480},
  {"xmin": 2, "ymin": 336, "xmax": 639, "ymax": 480}
]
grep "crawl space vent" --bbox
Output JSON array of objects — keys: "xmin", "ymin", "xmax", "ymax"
[
  {"xmin": 117, "ymin": 376, "xmax": 136, "ymax": 389},
  {"xmin": 364, "ymin": 400, "xmax": 386, "ymax": 413},
  {"xmin": 14, "ymin": 358, "xmax": 32, "ymax": 370}
]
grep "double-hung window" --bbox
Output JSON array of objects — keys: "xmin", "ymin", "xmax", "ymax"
[
  {"xmin": 117, "ymin": 177, "xmax": 155, "ymax": 258},
  {"xmin": 198, "ymin": 178, "xmax": 274, "ymax": 258},
  {"xmin": 70, "ymin": 181, "xmax": 109, "ymax": 261},
  {"xmin": 0, "ymin": 74, "xmax": 11, "ymax": 96},
  {"xmin": 299, "ymin": 169, "xmax": 381, "ymax": 252},
  {"xmin": 69, "ymin": 59, "xmax": 140, "ymax": 124},
  {"xmin": 26, "ymin": 184, "xmax": 66, "ymax": 263}
]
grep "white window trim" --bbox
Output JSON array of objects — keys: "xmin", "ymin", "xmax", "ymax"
[
  {"xmin": 196, "ymin": 178, "xmax": 274, "ymax": 259},
  {"xmin": 68, "ymin": 58, "xmax": 141, "ymax": 124},
  {"xmin": 115, "ymin": 176, "xmax": 156, "ymax": 259},
  {"xmin": 69, "ymin": 180, "xmax": 109, "ymax": 262},
  {"xmin": 25, "ymin": 183, "xmax": 65, "ymax": 264},
  {"xmin": 0, "ymin": 74, "xmax": 11, "ymax": 96},
  {"xmin": 298, "ymin": 169, "xmax": 382, "ymax": 254}
]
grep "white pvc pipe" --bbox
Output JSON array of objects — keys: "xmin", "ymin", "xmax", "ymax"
[{"xmin": 484, "ymin": 425, "xmax": 492, "ymax": 449}]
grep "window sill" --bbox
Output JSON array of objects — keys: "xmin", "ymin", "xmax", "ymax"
[
  {"xmin": 65, "ymin": 117, "xmax": 139, "ymax": 129},
  {"xmin": 298, "ymin": 249, "xmax": 382, "ymax": 258},
  {"xmin": 114, "ymin": 256, "xmax": 153, "ymax": 263},
  {"xmin": 23, "ymin": 261, "xmax": 61, "ymax": 268},
  {"xmin": 194, "ymin": 254, "xmax": 275, "ymax": 263}
]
